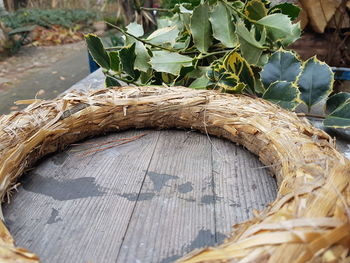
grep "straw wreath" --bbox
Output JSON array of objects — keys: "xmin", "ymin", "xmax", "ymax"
[{"xmin": 0, "ymin": 86, "xmax": 349, "ymax": 263}]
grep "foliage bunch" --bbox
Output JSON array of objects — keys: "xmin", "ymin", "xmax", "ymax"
[
  {"xmin": 86, "ymin": 0, "xmax": 350, "ymax": 128},
  {"xmin": 0, "ymin": 9, "xmax": 100, "ymax": 30}
]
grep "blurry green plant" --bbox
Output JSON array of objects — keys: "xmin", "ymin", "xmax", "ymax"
[
  {"xmin": 85, "ymin": 0, "xmax": 350, "ymax": 128},
  {"xmin": 160, "ymin": 0, "xmax": 200, "ymax": 9},
  {"xmin": 0, "ymin": 9, "xmax": 100, "ymax": 29}
]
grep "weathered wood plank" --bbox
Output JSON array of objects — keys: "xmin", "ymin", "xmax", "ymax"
[
  {"xmin": 3, "ymin": 130, "xmax": 160, "ymax": 263},
  {"xmin": 3, "ymin": 129, "xmax": 279, "ymax": 263},
  {"xmin": 211, "ymin": 137, "xmax": 277, "ymax": 235},
  {"xmin": 116, "ymin": 130, "xmax": 218, "ymax": 263}
]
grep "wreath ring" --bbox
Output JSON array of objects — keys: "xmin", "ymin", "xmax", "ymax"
[{"xmin": 0, "ymin": 86, "xmax": 349, "ymax": 263}]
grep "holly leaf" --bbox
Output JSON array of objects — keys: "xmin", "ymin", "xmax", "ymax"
[
  {"xmin": 282, "ymin": 22, "xmax": 301, "ymax": 46},
  {"xmin": 236, "ymin": 22, "xmax": 266, "ymax": 65},
  {"xmin": 85, "ymin": 34, "xmax": 110, "ymax": 69},
  {"xmin": 189, "ymin": 75, "xmax": 210, "ymax": 90},
  {"xmin": 263, "ymin": 81, "xmax": 300, "ymax": 110},
  {"xmin": 261, "ymin": 49, "xmax": 301, "ymax": 88},
  {"xmin": 269, "ymin": 3, "xmax": 301, "ymax": 20},
  {"xmin": 256, "ymin": 13, "xmax": 295, "ymax": 41},
  {"xmin": 224, "ymin": 52, "xmax": 255, "ymax": 90},
  {"xmin": 190, "ymin": 1, "xmax": 213, "ymax": 53},
  {"xmin": 119, "ymin": 43, "xmax": 137, "ymax": 79},
  {"xmin": 297, "ymin": 57, "xmax": 334, "ymax": 110},
  {"xmin": 108, "ymin": 51, "xmax": 120, "ymax": 73},
  {"xmin": 325, "ymin": 92, "xmax": 350, "ymax": 114},
  {"xmin": 105, "ymin": 75, "xmax": 121, "ymax": 87},
  {"xmin": 324, "ymin": 102, "xmax": 350, "ymax": 128},
  {"xmin": 126, "ymin": 22, "xmax": 144, "ymax": 37},
  {"xmin": 209, "ymin": 1, "xmax": 237, "ymax": 48},
  {"xmin": 146, "ymin": 26, "xmax": 179, "ymax": 45},
  {"xmin": 244, "ymin": 0, "xmax": 268, "ymax": 21},
  {"xmin": 149, "ymin": 51, "xmax": 193, "ymax": 75}
]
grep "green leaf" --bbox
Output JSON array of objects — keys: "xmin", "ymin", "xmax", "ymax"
[
  {"xmin": 263, "ymin": 81, "xmax": 301, "ymax": 110},
  {"xmin": 140, "ymin": 70, "xmax": 153, "ymax": 85},
  {"xmin": 209, "ymin": 2, "xmax": 237, "ymax": 48},
  {"xmin": 224, "ymin": 52, "xmax": 255, "ymax": 90},
  {"xmin": 236, "ymin": 22, "xmax": 265, "ymax": 65},
  {"xmin": 256, "ymin": 13, "xmax": 294, "ymax": 41},
  {"xmin": 254, "ymin": 74, "xmax": 265, "ymax": 95},
  {"xmin": 85, "ymin": 34, "xmax": 110, "ymax": 69},
  {"xmin": 187, "ymin": 66, "xmax": 210, "ymax": 78},
  {"xmin": 325, "ymin": 92, "xmax": 350, "ymax": 114},
  {"xmin": 126, "ymin": 22, "xmax": 144, "ymax": 37},
  {"xmin": 105, "ymin": 75, "xmax": 121, "ymax": 87},
  {"xmin": 297, "ymin": 57, "xmax": 334, "ymax": 110},
  {"xmin": 146, "ymin": 26, "xmax": 179, "ymax": 45},
  {"xmin": 119, "ymin": 43, "xmax": 137, "ymax": 79},
  {"xmin": 124, "ymin": 27, "xmax": 151, "ymax": 73},
  {"xmin": 157, "ymin": 17, "xmax": 174, "ymax": 28},
  {"xmin": 190, "ymin": 1, "xmax": 213, "ymax": 53},
  {"xmin": 189, "ymin": 75, "xmax": 209, "ymax": 89},
  {"xmin": 125, "ymin": 35, "xmax": 151, "ymax": 73},
  {"xmin": 324, "ymin": 102, "xmax": 350, "ymax": 128},
  {"xmin": 108, "ymin": 51, "xmax": 120, "ymax": 72},
  {"xmin": 149, "ymin": 51, "xmax": 193, "ymax": 75},
  {"xmin": 282, "ymin": 22, "xmax": 301, "ymax": 46},
  {"xmin": 261, "ymin": 50, "xmax": 301, "ymax": 88},
  {"xmin": 244, "ymin": 0, "xmax": 268, "ymax": 21},
  {"xmin": 269, "ymin": 3, "xmax": 301, "ymax": 20}
]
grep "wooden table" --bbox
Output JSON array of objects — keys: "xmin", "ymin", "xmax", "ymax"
[{"xmin": 3, "ymin": 70, "xmax": 349, "ymax": 263}]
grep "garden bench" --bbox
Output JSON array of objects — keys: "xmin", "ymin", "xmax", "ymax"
[{"xmin": 3, "ymin": 69, "xmax": 350, "ymax": 263}]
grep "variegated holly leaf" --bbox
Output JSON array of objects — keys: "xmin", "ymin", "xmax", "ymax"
[
  {"xmin": 263, "ymin": 81, "xmax": 300, "ymax": 110},
  {"xmin": 261, "ymin": 49, "xmax": 301, "ymax": 88},
  {"xmin": 297, "ymin": 56, "xmax": 334, "ymax": 111},
  {"xmin": 325, "ymin": 92, "xmax": 350, "ymax": 114},
  {"xmin": 207, "ymin": 61, "xmax": 246, "ymax": 93},
  {"xmin": 224, "ymin": 52, "xmax": 255, "ymax": 89},
  {"xmin": 85, "ymin": 34, "xmax": 110, "ymax": 69},
  {"xmin": 324, "ymin": 102, "xmax": 350, "ymax": 128},
  {"xmin": 244, "ymin": 0, "xmax": 267, "ymax": 21}
]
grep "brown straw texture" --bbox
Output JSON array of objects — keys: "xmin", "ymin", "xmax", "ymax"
[{"xmin": 0, "ymin": 86, "xmax": 349, "ymax": 263}]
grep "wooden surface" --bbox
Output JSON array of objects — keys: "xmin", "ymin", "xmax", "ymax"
[
  {"xmin": 3, "ymin": 128, "xmax": 277, "ymax": 263},
  {"xmin": 2, "ymin": 70, "xmax": 349, "ymax": 263}
]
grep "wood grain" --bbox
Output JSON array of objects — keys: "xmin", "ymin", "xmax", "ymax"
[
  {"xmin": 3, "ymin": 130, "xmax": 160, "ymax": 263},
  {"xmin": 3, "ymin": 129, "xmax": 277, "ymax": 263}
]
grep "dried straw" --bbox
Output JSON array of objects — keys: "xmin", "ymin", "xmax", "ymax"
[{"xmin": 0, "ymin": 86, "xmax": 349, "ymax": 263}]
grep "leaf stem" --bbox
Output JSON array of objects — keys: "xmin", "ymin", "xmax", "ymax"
[
  {"xmin": 105, "ymin": 46, "xmax": 124, "ymax": 51},
  {"xmin": 199, "ymin": 49, "xmax": 231, "ymax": 59},
  {"xmin": 223, "ymin": 1, "xmax": 251, "ymax": 21},
  {"xmin": 297, "ymin": 113, "xmax": 326, "ymax": 119},
  {"xmin": 105, "ymin": 22, "xmax": 175, "ymax": 52},
  {"xmin": 140, "ymin": 7, "xmax": 172, "ymax": 12}
]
